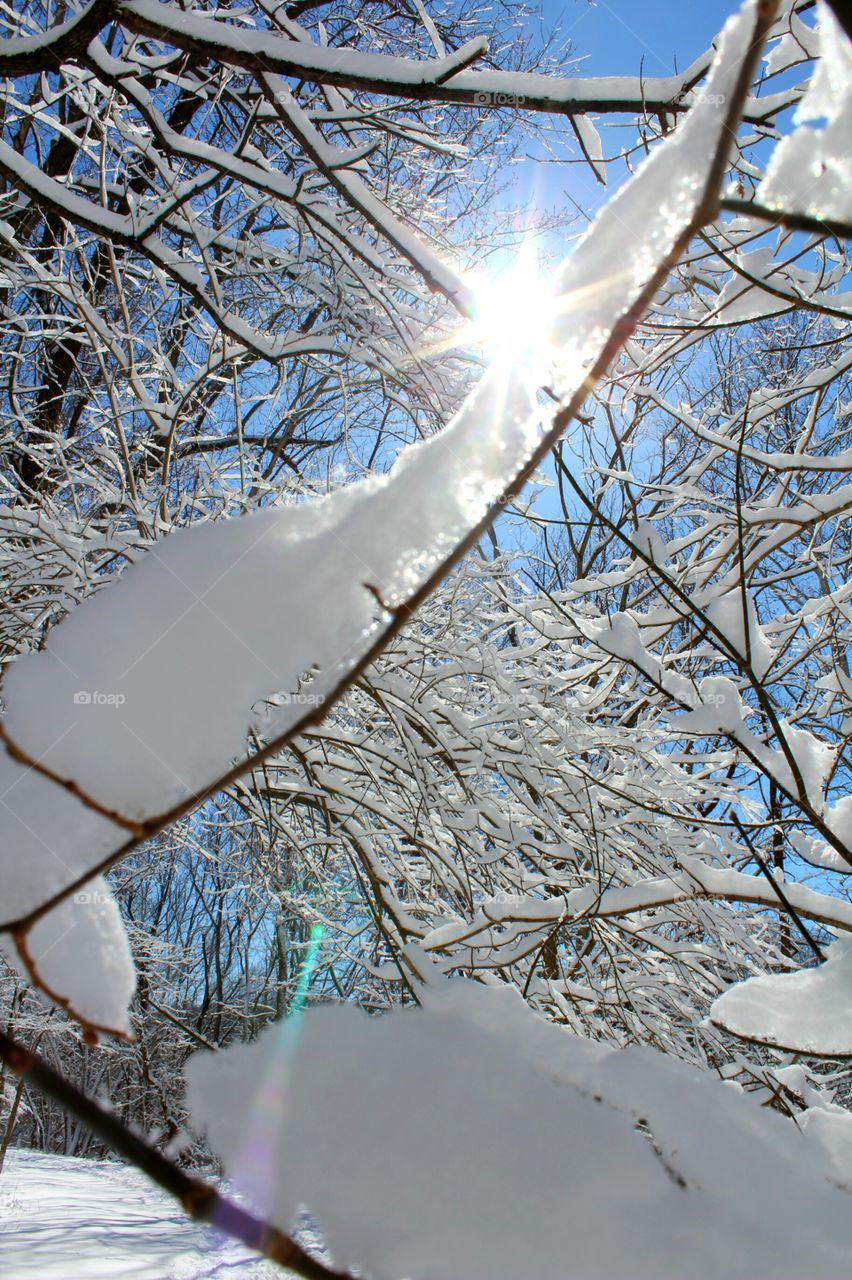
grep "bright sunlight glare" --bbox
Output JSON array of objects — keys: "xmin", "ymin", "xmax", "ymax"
[{"xmin": 464, "ymin": 257, "xmax": 560, "ymax": 371}]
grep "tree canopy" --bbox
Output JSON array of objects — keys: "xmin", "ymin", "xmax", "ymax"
[{"xmin": 1, "ymin": 1, "xmax": 851, "ymax": 1276}]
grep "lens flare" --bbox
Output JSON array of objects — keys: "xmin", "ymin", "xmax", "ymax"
[
  {"xmin": 217, "ymin": 923, "xmax": 325, "ymax": 1224},
  {"xmin": 464, "ymin": 255, "xmax": 559, "ymax": 373},
  {"xmin": 289, "ymin": 922, "xmax": 324, "ymax": 1017}
]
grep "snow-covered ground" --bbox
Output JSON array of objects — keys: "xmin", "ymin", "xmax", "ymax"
[{"xmin": 0, "ymin": 1149, "xmax": 285, "ymax": 1279}]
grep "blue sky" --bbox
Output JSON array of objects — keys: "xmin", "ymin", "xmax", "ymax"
[
  {"xmin": 481, "ymin": 0, "xmax": 760, "ymax": 541},
  {"xmin": 547, "ymin": 0, "xmax": 743, "ymax": 77},
  {"xmin": 492, "ymin": 0, "xmax": 756, "ymax": 258}
]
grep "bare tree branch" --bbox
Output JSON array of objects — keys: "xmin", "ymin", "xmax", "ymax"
[
  {"xmin": 0, "ymin": 1027, "xmax": 355, "ymax": 1280},
  {"xmin": 720, "ymin": 196, "xmax": 852, "ymax": 243},
  {"xmin": 0, "ymin": 0, "xmax": 116, "ymax": 76}
]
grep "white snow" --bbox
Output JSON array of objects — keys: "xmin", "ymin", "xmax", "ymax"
[
  {"xmin": 759, "ymin": 3, "xmax": 852, "ymax": 224},
  {"xmin": 705, "ymin": 589, "xmax": 776, "ymax": 680},
  {"xmin": 0, "ymin": 878, "xmax": 134, "ymax": 1036},
  {"xmin": 0, "ymin": 1149, "xmax": 283, "ymax": 1279},
  {"xmin": 587, "ymin": 611, "xmax": 658, "ymax": 671},
  {"xmin": 788, "ymin": 829, "xmax": 850, "ymax": 873},
  {"xmin": 572, "ymin": 114, "xmax": 606, "ymax": 184},
  {"xmin": 776, "ymin": 720, "xmax": 836, "ymax": 809},
  {"xmin": 675, "ymin": 676, "xmax": 745, "ymax": 735},
  {"xmin": 800, "ymin": 1107, "xmax": 852, "ymax": 1188},
  {"xmin": 711, "ymin": 938, "xmax": 852, "ymax": 1055},
  {"xmin": 763, "ymin": 10, "xmax": 819, "ymax": 77},
  {"xmin": 187, "ymin": 975, "xmax": 852, "ymax": 1280},
  {"xmin": 825, "ymin": 794, "xmax": 852, "ymax": 850},
  {"xmin": 712, "ymin": 247, "xmax": 793, "ymax": 323}
]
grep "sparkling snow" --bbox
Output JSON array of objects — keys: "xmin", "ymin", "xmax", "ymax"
[{"xmin": 0, "ymin": 1149, "xmax": 284, "ymax": 1279}]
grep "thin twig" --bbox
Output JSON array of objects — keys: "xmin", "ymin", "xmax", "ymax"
[{"xmin": 730, "ymin": 814, "xmax": 826, "ymax": 962}]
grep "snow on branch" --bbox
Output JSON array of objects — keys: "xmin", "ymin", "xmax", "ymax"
[
  {"xmin": 0, "ymin": 0, "xmax": 116, "ymax": 76},
  {"xmin": 421, "ymin": 858, "xmax": 852, "ymax": 964},
  {"xmin": 758, "ymin": 3, "xmax": 852, "ymax": 229},
  {"xmin": 186, "ymin": 974, "xmax": 852, "ymax": 1279},
  {"xmin": 711, "ymin": 938, "xmax": 852, "ymax": 1056},
  {"xmin": 116, "ymin": 0, "xmax": 778, "ymax": 123},
  {"xmin": 0, "ymin": 148, "xmax": 378, "ymax": 361}
]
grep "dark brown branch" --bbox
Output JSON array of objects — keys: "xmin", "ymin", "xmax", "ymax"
[
  {"xmin": 720, "ymin": 196, "xmax": 852, "ymax": 243},
  {"xmin": 0, "ymin": 0, "xmax": 116, "ymax": 76},
  {"xmin": 730, "ymin": 815, "xmax": 826, "ymax": 963},
  {"xmin": 0, "ymin": 1028, "xmax": 354, "ymax": 1280}
]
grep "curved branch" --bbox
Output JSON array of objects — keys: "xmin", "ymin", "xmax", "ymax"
[
  {"xmin": 0, "ymin": 0, "xmax": 116, "ymax": 76},
  {"xmin": 720, "ymin": 196, "xmax": 852, "ymax": 243}
]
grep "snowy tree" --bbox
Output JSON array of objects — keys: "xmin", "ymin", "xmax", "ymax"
[{"xmin": 1, "ymin": 1, "xmax": 851, "ymax": 1276}]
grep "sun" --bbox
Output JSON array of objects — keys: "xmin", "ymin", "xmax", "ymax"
[{"xmin": 464, "ymin": 254, "xmax": 560, "ymax": 373}]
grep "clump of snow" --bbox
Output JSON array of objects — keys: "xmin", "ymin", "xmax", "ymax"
[
  {"xmin": 0, "ymin": 878, "xmax": 134, "ymax": 1036},
  {"xmin": 705, "ymin": 590, "xmax": 775, "ymax": 679},
  {"xmin": 713, "ymin": 247, "xmax": 792, "ymax": 323},
  {"xmin": 825, "ymin": 794, "xmax": 852, "ymax": 850},
  {"xmin": 777, "ymin": 720, "xmax": 836, "ymax": 809},
  {"xmin": 800, "ymin": 1107, "xmax": 852, "ymax": 1188},
  {"xmin": 587, "ymin": 611, "xmax": 660, "ymax": 675},
  {"xmin": 187, "ymin": 977, "xmax": 852, "ymax": 1280},
  {"xmin": 711, "ymin": 938, "xmax": 852, "ymax": 1055},
  {"xmin": 759, "ymin": 3, "xmax": 852, "ymax": 224},
  {"xmin": 632, "ymin": 518, "xmax": 667, "ymax": 562},
  {"xmin": 676, "ymin": 676, "xmax": 746, "ymax": 735},
  {"xmin": 788, "ymin": 829, "xmax": 849, "ymax": 873},
  {"xmin": 571, "ymin": 114, "xmax": 605, "ymax": 184}
]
